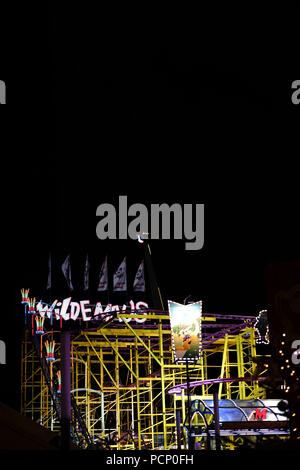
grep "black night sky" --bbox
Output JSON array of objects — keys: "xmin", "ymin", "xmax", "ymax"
[{"xmin": 1, "ymin": 8, "xmax": 300, "ymax": 410}]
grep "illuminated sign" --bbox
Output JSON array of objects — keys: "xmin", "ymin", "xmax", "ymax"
[
  {"xmin": 168, "ymin": 300, "xmax": 202, "ymax": 362},
  {"xmin": 254, "ymin": 310, "xmax": 270, "ymax": 345},
  {"xmin": 254, "ymin": 409, "xmax": 267, "ymax": 420},
  {"xmin": 34, "ymin": 298, "xmax": 149, "ymax": 323}
]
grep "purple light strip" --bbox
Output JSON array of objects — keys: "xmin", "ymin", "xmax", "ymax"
[{"xmin": 168, "ymin": 376, "xmax": 266, "ymax": 395}]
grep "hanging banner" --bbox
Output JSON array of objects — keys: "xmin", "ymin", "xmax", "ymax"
[
  {"xmin": 61, "ymin": 254, "xmax": 74, "ymax": 291},
  {"xmin": 133, "ymin": 260, "xmax": 145, "ymax": 292},
  {"xmin": 113, "ymin": 257, "xmax": 127, "ymax": 291},
  {"xmin": 97, "ymin": 256, "xmax": 108, "ymax": 291},
  {"xmin": 83, "ymin": 254, "xmax": 90, "ymax": 291},
  {"xmin": 46, "ymin": 252, "xmax": 51, "ymax": 290},
  {"xmin": 168, "ymin": 300, "xmax": 202, "ymax": 362}
]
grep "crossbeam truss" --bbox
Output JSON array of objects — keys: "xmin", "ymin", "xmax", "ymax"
[{"xmin": 21, "ymin": 310, "xmax": 267, "ymax": 450}]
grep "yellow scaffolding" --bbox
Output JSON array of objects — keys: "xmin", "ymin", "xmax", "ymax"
[{"xmin": 21, "ymin": 311, "xmax": 265, "ymax": 450}]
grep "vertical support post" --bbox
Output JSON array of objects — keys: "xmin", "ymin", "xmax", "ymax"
[
  {"xmin": 20, "ymin": 339, "xmax": 24, "ymax": 415},
  {"xmin": 31, "ymin": 345, "xmax": 34, "ymax": 421},
  {"xmin": 159, "ymin": 319, "xmax": 167, "ymax": 449},
  {"xmin": 199, "ymin": 353, "xmax": 205, "ymax": 396},
  {"xmin": 185, "ymin": 360, "xmax": 194, "ymax": 450},
  {"xmin": 40, "ymin": 373, "xmax": 44, "ymax": 426},
  {"xmin": 212, "ymin": 384, "xmax": 221, "ymax": 451},
  {"xmin": 61, "ymin": 330, "xmax": 71, "ymax": 451},
  {"xmin": 100, "ymin": 348, "xmax": 105, "ymax": 438},
  {"xmin": 49, "ymin": 361, "xmax": 53, "ymax": 430},
  {"xmin": 176, "ymin": 407, "xmax": 181, "ymax": 450},
  {"xmin": 202, "ymin": 352, "xmax": 208, "ymax": 396},
  {"xmin": 225, "ymin": 343, "xmax": 231, "ymax": 399},
  {"xmin": 87, "ymin": 350, "xmax": 91, "ymax": 438},
  {"xmin": 250, "ymin": 327, "xmax": 260, "ymax": 398},
  {"xmin": 237, "ymin": 334, "xmax": 246, "ymax": 399},
  {"xmin": 181, "ymin": 389, "xmax": 187, "ymax": 449},
  {"xmin": 101, "ymin": 391, "xmax": 105, "ymax": 438},
  {"xmin": 219, "ymin": 334, "xmax": 228, "ymax": 399},
  {"xmin": 50, "ymin": 360, "xmax": 53, "ymax": 390},
  {"xmin": 115, "ymin": 338, "xmax": 121, "ymax": 449},
  {"xmin": 130, "ymin": 346, "xmax": 135, "ymax": 439},
  {"xmin": 148, "ymin": 338, "xmax": 155, "ymax": 449},
  {"xmin": 50, "ymin": 397, "xmax": 54, "ymax": 431},
  {"xmin": 135, "ymin": 337, "xmax": 142, "ymax": 450}
]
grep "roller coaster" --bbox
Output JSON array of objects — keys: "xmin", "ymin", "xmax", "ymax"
[{"xmin": 20, "ymin": 298, "xmax": 288, "ymax": 450}]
